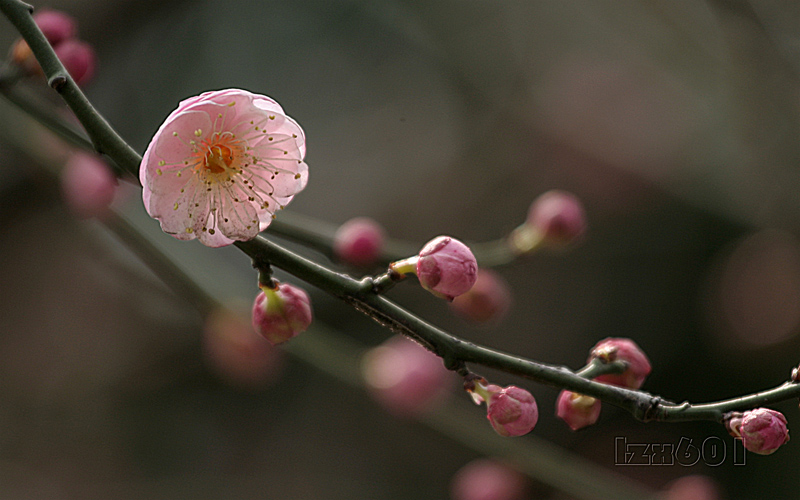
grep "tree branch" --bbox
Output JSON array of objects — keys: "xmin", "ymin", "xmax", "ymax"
[
  {"xmin": 3, "ymin": 0, "xmax": 800, "ymax": 425},
  {"xmin": 0, "ymin": 0, "xmax": 141, "ymax": 177}
]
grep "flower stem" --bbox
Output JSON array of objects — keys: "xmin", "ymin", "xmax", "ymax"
[{"xmin": 575, "ymin": 358, "xmax": 627, "ymax": 379}]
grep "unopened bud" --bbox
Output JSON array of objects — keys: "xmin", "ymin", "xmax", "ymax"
[
  {"xmin": 450, "ymin": 268, "xmax": 512, "ymax": 323},
  {"xmin": 203, "ymin": 305, "xmax": 283, "ymax": 388},
  {"xmin": 333, "ymin": 217, "xmax": 386, "ymax": 268},
  {"xmin": 361, "ymin": 335, "xmax": 451, "ymax": 416},
  {"xmin": 33, "ymin": 10, "xmax": 77, "ymax": 47},
  {"xmin": 251, "ymin": 282, "xmax": 312, "ymax": 345},
  {"xmin": 589, "ymin": 337, "xmax": 651, "ymax": 389},
  {"xmin": 54, "ymin": 39, "xmax": 95, "ymax": 86},
  {"xmin": 450, "ymin": 459, "xmax": 529, "ymax": 500},
  {"xmin": 469, "ymin": 380, "xmax": 538, "ymax": 437},
  {"xmin": 729, "ymin": 408, "xmax": 790, "ymax": 455},
  {"xmin": 391, "ymin": 236, "xmax": 477, "ymax": 301},
  {"xmin": 60, "ymin": 152, "xmax": 117, "ymax": 219},
  {"xmin": 663, "ymin": 475, "xmax": 721, "ymax": 500},
  {"xmin": 526, "ymin": 190, "xmax": 586, "ymax": 246},
  {"xmin": 556, "ymin": 390, "xmax": 602, "ymax": 431},
  {"xmin": 10, "ymin": 10, "xmax": 78, "ymax": 76}
]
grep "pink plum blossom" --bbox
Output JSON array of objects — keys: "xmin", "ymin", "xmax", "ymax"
[
  {"xmin": 450, "ymin": 268, "xmax": 511, "ymax": 323},
  {"xmin": 361, "ymin": 335, "xmax": 452, "ymax": 416},
  {"xmin": 251, "ymin": 282, "xmax": 312, "ymax": 345},
  {"xmin": 333, "ymin": 217, "xmax": 386, "ymax": 267},
  {"xmin": 729, "ymin": 408, "xmax": 790, "ymax": 455},
  {"xmin": 555, "ymin": 390, "xmax": 601, "ymax": 431},
  {"xmin": 450, "ymin": 459, "xmax": 529, "ymax": 500},
  {"xmin": 527, "ymin": 190, "xmax": 586, "ymax": 246},
  {"xmin": 54, "ymin": 39, "xmax": 95, "ymax": 86},
  {"xmin": 140, "ymin": 89, "xmax": 308, "ymax": 247},
  {"xmin": 589, "ymin": 337, "xmax": 651, "ymax": 389},
  {"xmin": 60, "ymin": 151, "xmax": 117, "ymax": 219}
]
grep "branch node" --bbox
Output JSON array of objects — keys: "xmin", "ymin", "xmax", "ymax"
[
  {"xmin": 48, "ymin": 74, "xmax": 67, "ymax": 91},
  {"xmin": 443, "ymin": 355, "xmax": 466, "ymax": 374},
  {"xmin": 641, "ymin": 396, "xmax": 664, "ymax": 422}
]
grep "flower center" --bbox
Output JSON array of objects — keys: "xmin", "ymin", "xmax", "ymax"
[{"xmin": 203, "ymin": 143, "xmax": 235, "ymax": 174}]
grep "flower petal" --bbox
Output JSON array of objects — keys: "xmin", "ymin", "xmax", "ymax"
[
  {"xmin": 153, "ymin": 110, "xmax": 213, "ymax": 166},
  {"xmin": 216, "ymin": 187, "xmax": 260, "ymax": 241}
]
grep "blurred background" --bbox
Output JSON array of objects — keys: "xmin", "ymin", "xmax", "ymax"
[{"xmin": 2, "ymin": 0, "xmax": 800, "ymax": 498}]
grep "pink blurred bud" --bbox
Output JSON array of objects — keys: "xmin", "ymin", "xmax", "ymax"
[
  {"xmin": 251, "ymin": 282, "xmax": 312, "ymax": 345},
  {"xmin": 556, "ymin": 390, "xmax": 601, "ymax": 431},
  {"xmin": 527, "ymin": 190, "xmax": 586, "ymax": 246},
  {"xmin": 362, "ymin": 335, "xmax": 452, "ymax": 416},
  {"xmin": 202, "ymin": 305, "xmax": 283, "ymax": 389},
  {"xmin": 54, "ymin": 39, "xmax": 95, "ymax": 86},
  {"xmin": 731, "ymin": 408, "xmax": 790, "ymax": 455},
  {"xmin": 33, "ymin": 10, "xmax": 77, "ymax": 47},
  {"xmin": 478, "ymin": 384, "xmax": 538, "ymax": 437},
  {"xmin": 663, "ymin": 475, "xmax": 721, "ymax": 500},
  {"xmin": 589, "ymin": 337, "xmax": 651, "ymax": 389},
  {"xmin": 450, "ymin": 459, "xmax": 529, "ymax": 500},
  {"xmin": 450, "ymin": 268, "xmax": 511, "ymax": 323},
  {"xmin": 333, "ymin": 217, "xmax": 386, "ymax": 267},
  {"xmin": 60, "ymin": 152, "xmax": 117, "ymax": 219},
  {"xmin": 416, "ymin": 236, "xmax": 478, "ymax": 301}
]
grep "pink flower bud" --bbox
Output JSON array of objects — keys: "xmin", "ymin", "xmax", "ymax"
[
  {"xmin": 663, "ymin": 475, "xmax": 721, "ymax": 500},
  {"xmin": 333, "ymin": 217, "xmax": 386, "ymax": 267},
  {"xmin": 202, "ymin": 305, "xmax": 283, "ymax": 388},
  {"xmin": 450, "ymin": 268, "xmax": 511, "ymax": 323},
  {"xmin": 33, "ymin": 10, "xmax": 77, "ymax": 47},
  {"xmin": 475, "ymin": 384, "xmax": 538, "ymax": 437},
  {"xmin": 589, "ymin": 337, "xmax": 651, "ymax": 389},
  {"xmin": 251, "ymin": 282, "xmax": 312, "ymax": 345},
  {"xmin": 556, "ymin": 390, "xmax": 601, "ymax": 431},
  {"xmin": 361, "ymin": 335, "xmax": 451, "ymax": 416},
  {"xmin": 60, "ymin": 152, "xmax": 117, "ymax": 219},
  {"xmin": 527, "ymin": 190, "xmax": 586, "ymax": 246},
  {"xmin": 450, "ymin": 459, "xmax": 529, "ymax": 500},
  {"xmin": 733, "ymin": 408, "xmax": 790, "ymax": 455},
  {"xmin": 54, "ymin": 39, "xmax": 95, "ymax": 86},
  {"xmin": 416, "ymin": 236, "xmax": 478, "ymax": 301}
]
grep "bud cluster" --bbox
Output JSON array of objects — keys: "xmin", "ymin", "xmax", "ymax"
[
  {"xmin": 11, "ymin": 9, "xmax": 96, "ymax": 86},
  {"xmin": 557, "ymin": 337, "xmax": 651, "ymax": 431}
]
